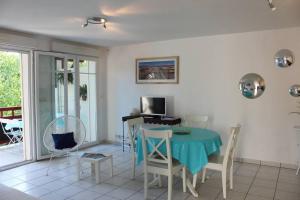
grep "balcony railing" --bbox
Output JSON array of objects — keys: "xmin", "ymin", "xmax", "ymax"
[{"xmin": 0, "ymin": 106, "xmax": 22, "ymax": 119}]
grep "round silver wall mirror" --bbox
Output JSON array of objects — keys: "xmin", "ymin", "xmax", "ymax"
[
  {"xmin": 239, "ymin": 73, "xmax": 265, "ymax": 99},
  {"xmin": 289, "ymin": 85, "xmax": 300, "ymax": 97},
  {"xmin": 274, "ymin": 49, "xmax": 294, "ymax": 68}
]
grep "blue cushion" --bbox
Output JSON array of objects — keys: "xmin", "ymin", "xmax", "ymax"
[{"xmin": 52, "ymin": 132, "xmax": 77, "ymax": 150}]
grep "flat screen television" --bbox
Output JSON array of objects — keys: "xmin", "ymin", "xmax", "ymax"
[{"xmin": 140, "ymin": 96, "xmax": 166, "ymax": 116}]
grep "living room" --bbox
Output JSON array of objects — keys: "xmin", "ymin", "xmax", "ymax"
[{"xmin": 0, "ymin": 0, "xmax": 300, "ymax": 200}]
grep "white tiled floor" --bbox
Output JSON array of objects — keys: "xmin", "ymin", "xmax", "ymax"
[
  {"xmin": 0, "ymin": 143, "xmax": 300, "ymax": 200},
  {"xmin": 0, "ymin": 143, "xmax": 24, "ymax": 167}
]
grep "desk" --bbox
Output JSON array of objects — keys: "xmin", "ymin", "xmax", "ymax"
[
  {"xmin": 136, "ymin": 126, "xmax": 222, "ymax": 197},
  {"xmin": 121, "ymin": 115, "xmax": 181, "ymax": 152}
]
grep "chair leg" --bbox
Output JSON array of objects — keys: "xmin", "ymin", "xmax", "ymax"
[
  {"xmin": 8, "ymin": 137, "xmax": 13, "ymax": 145},
  {"xmin": 11, "ymin": 136, "xmax": 17, "ymax": 144},
  {"xmin": 158, "ymin": 175, "xmax": 162, "ymax": 187},
  {"xmin": 8, "ymin": 139, "xmax": 13, "ymax": 145},
  {"xmin": 222, "ymin": 171, "xmax": 227, "ymax": 199},
  {"xmin": 110, "ymin": 157, "xmax": 114, "ymax": 177},
  {"xmin": 182, "ymin": 167, "xmax": 187, "ymax": 193},
  {"xmin": 95, "ymin": 162, "xmax": 101, "ymax": 184},
  {"xmin": 296, "ymin": 161, "xmax": 300, "ymax": 175},
  {"xmin": 230, "ymin": 164, "xmax": 233, "ymax": 189},
  {"xmin": 144, "ymin": 171, "xmax": 148, "ymax": 200},
  {"xmin": 201, "ymin": 168, "xmax": 207, "ymax": 183},
  {"xmin": 15, "ymin": 133, "xmax": 22, "ymax": 143},
  {"xmin": 192, "ymin": 173, "xmax": 197, "ymax": 188},
  {"xmin": 13, "ymin": 137, "xmax": 17, "ymax": 144},
  {"xmin": 168, "ymin": 175, "xmax": 173, "ymax": 200},
  {"xmin": 46, "ymin": 153, "xmax": 54, "ymax": 176},
  {"xmin": 131, "ymin": 153, "xmax": 136, "ymax": 179},
  {"xmin": 67, "ymin": 152, "xmax": 71, "ymax": 165}
]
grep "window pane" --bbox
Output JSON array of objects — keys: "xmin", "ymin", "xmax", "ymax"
[
  {"xmin": 55, "ymin": 58, "xmax": 64, "ymax": 72},
  {"xmin": 55, "ymin": 72, "xmax": 64, "ymax": 118},
  {"xmin": 79, "ymin": 59, "xmax": 97, "ymax": 143},
  {"xmin": 88, "ymin": 74, "xmax": 97, "ymax": 141},
  {"xmin": 89, "ymin": 61, "xmax": 96, "ymax": 73},
  {"xmin": 67, "ymin": 59, "xmax": 75, "ymax": 72},
  {"xmin": 67, "ymin": 72, "xmax": 76, "ymax": 116},
  {"xmin": 79, "ymin": 60, "xmax": 88, "ymax": 73}
]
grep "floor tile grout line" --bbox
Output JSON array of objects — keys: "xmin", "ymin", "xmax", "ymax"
[
  {"xmin": 272, "ymin": 166, "xmax": 281, "ymax": 200},
  {"xmin": 243, "ymin": 163, "xmax": 261, "ymax": 200},
  {"xmin": 214, "ymin": 185, "xmax": 222, "ymax": 200},
  {"xmin": 4, "ymin": 146, "xmax": 288, "ymax": 200}
]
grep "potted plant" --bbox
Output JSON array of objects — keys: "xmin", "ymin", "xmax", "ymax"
[
  {"xmin": 56, "ymin": 73, "xmax": 74, "ymax": 85},
  {"xmin": 80, "ymin": 84, "xmax": 87, "ymax": 101}
]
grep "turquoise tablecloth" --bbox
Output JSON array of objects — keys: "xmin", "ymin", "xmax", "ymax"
[{"xmin": 136, "ymin": 127, "xmax": 222, "ymax": 175}]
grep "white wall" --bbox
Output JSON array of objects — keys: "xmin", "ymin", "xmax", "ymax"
[{"xmin": 107, "ymin": 27, "xmax": 300, "ymax": 165}]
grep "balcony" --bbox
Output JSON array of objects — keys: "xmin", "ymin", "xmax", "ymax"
[
  {"xmin": 0, "ymin": 106, "xmax": 24, "ymax": 168},
  {"xmin": 0, "ymin": 106, "xmax": 22, "ymax": 119}
]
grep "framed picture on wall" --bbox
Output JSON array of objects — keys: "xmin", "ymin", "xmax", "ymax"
[{"xmin": 136, "ymin": 56, "xmax": 179, "ymax": 84}]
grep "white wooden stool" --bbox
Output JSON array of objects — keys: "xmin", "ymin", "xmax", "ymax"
[{"xmin": 77, "ymin": 153, "xmax": 113, "ymax": 183}]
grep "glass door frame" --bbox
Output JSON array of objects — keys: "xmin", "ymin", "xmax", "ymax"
[
  {"xmin": 77, "ymin": 56, "xmax": 100, "ymax": 148},
  {"xmin": 34, "ymin": 51, "xmax": 100, "ymax": 160},
  {"xmin": 0, "ymin": 45, "xmax": 33, "ymax": 169}
]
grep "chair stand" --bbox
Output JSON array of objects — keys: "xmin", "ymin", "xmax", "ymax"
[
  {"xmin": 46, "ymin": 153, "xmax": 54, "ymax": 176},
  {"xmin": 46, "ymin": 151, "xmax": 72, "ymax": 176},
  {"xmin": 131, "ymin": 152, "xmax": 136, "ymax": 179}
]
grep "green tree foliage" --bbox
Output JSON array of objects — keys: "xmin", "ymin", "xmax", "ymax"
[{"xmin": 0, "ymin": 52, "xmax": 21, "ymax": 108}]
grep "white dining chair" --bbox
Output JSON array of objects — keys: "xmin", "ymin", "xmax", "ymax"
[
  {"xmin": 195, "ymin": 124, "xmax": 241, "ymax": 199},
  {"xmin": 127, "ymin": 117, "xmax": 144, "ymax": 179},
  {"xmin": 183, "ymin": 114, "xmax": 209, "ymax": 129},
  {"xmin": 141, "ymin": 128, "xmax": 186, "ymax": 200}
]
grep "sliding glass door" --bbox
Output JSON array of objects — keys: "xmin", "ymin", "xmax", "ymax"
[
  {"xmin": 0, "ymin": 48, "xmax": 32, "ymax": 169},
  {"xmin": 34, "ymin": 52, "xmax": 98, "ymax": 159}
]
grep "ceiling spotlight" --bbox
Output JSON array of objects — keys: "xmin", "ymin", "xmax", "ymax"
[
  {"xmin": 267, "ymin": 0, "xmax": 276, "ymax": 11},
  {"xmin": 82, "ymin": 17, "xmax": 107, "ymax": 29}
]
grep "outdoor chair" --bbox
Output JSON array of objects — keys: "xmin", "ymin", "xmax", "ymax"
[{"xmin": 0, "ymin": 118, "xmax": 23, "ymax": 145}]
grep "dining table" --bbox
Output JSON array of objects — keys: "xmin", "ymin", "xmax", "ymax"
[
  {"xmin": 4, "ymin": 119, "xmax": 23, "ymax": 130},
  {"xmin": 136, "ymin": 126, "xmax": 222, "ymax": 197}
]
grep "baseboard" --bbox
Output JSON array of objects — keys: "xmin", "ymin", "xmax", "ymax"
[
  {"xmin": 101, "ymin": 139, "xmax": 121, "ymax": 145},
  {"xmin": 235, "ymin": 157, "xmax": 298, "ymax": 169}
]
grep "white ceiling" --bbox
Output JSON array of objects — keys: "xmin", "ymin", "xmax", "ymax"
[{"xmin": 0, "ymin": 0, "xmax": 300, "ymax": 47}]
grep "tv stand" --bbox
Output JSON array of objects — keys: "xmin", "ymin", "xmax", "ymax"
[
  {"xmin": 142, "ymin": 115, "xmax": 160, "ymax": 119},
  {"xmin": 121, "ymin": 115, "xmax": 181, "ymax": 152}
]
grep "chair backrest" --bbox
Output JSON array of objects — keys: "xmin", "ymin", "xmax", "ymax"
[
  {"xmin": 0, "ymin": 118, "xmax": 9, "ymax": 136},
  {"xmin": 0, "ymin": 118, "xmax": 15, "ymax": 132},
  {"xmin": 183, "ymin": 114, "xmax": 209, "ymax": 128},
  {"xmin": 127, "ymin": 117, "xmax": 144, "ymax": 150},
  {"xmin": 43, "ymin": 115, "xmax": 86, "ymax": 152},
  {"xmin": 223, "ymin": 124, "xmax": 241, "ymax": 168},
  {"xmin": 141, "ymin": 128, "xmax": 173, "ymax": 169}
]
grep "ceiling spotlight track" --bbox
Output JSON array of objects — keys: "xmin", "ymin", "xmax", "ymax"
[
  {"xmin": 82, "ymin": 17, "xmax": 107, "ymax": 29},
  {"xmin": 267, "ymin": 0, "xmax": 276, "ymax": 11}
]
